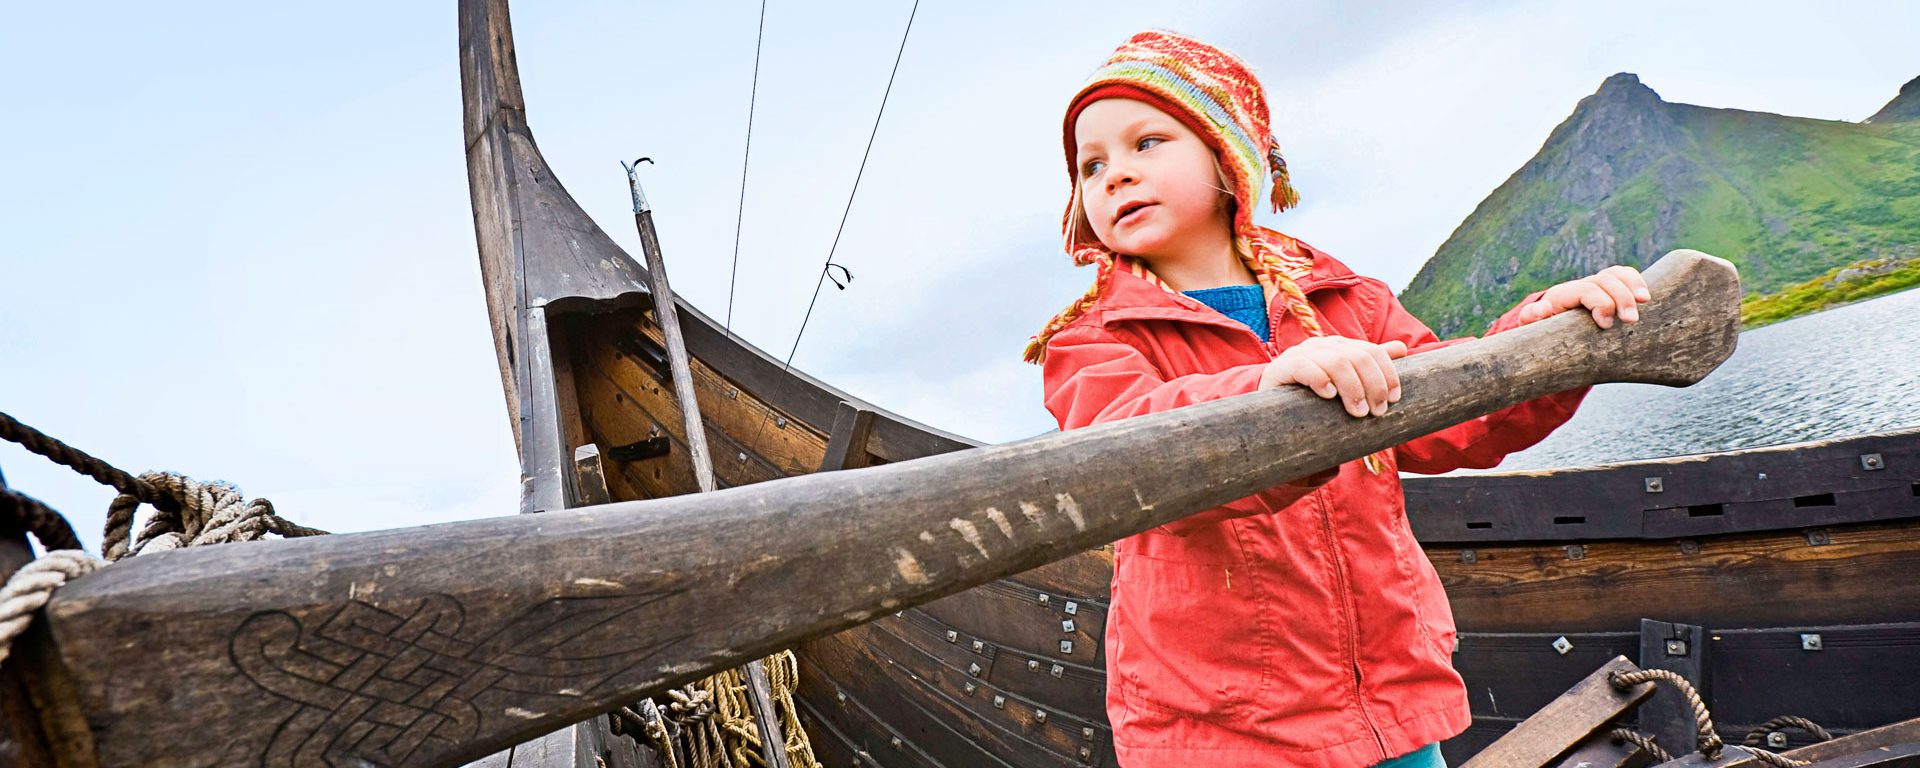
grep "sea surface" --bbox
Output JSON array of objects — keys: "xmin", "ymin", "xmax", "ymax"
[{"xmin": 1467, "ymin": 287, "xmax": 1920, "ymax": 473}]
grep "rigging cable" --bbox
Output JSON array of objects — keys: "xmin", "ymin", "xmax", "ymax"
[
  {"xmin": 739, "ymin": 0, "xmax": 920, "ymax": 461},
  {"xmin": 724, "ymin": 0, "xmax": 769, "ymax": 332}
]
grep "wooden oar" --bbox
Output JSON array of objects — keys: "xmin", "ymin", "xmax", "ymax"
[{"xmin": 18, "ymin": 249, "xmax": 1739, "ymax": 768}]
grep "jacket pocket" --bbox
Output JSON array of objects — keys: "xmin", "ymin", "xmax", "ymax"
[{"xmin": 1111, "ymin": 552, "xmax": 1273, "ymax": 719}]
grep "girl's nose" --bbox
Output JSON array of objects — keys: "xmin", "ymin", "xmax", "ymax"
[{"xmin": 1104, "ymin": 163, "xmax": 1137, "ymax": 193}]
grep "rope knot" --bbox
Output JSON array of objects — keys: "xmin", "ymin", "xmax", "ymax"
[{"xmin": 103, "ymin": 471, "xmax": 323, "ymax": 561}]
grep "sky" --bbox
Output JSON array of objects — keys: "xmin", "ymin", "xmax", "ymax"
[{"xmin": 3, "ymin": 1, "xmax": 1918, "ymax": 550}]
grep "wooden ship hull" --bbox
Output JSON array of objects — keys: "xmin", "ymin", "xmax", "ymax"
[{"xmin": 458, "ymin": 1, "xmax": 1920, "ymax": 765}]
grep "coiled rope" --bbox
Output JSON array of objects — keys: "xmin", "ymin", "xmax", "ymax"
[
  {"xmin": 1609, "ymin": 668, "xmax": 1812, "ymax": 767},
  {"xmin": 0, "ymin": 411, "xmax": 327, "ymax": 664}
]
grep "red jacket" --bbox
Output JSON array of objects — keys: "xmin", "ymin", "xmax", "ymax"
[{"xmin": 1040, "ymin": 243, "xmax": 1588, "ymax": 767}]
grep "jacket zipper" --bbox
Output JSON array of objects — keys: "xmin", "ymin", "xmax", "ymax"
[{"xmin": 1318, "ymin": 494, "xmax": 1390, "ymax": 757}]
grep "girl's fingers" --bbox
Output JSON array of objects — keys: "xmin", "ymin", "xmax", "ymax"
[
  {"xmin": 1290, "ymin": 359, "xmax": 1337, "ymax": 399},
  {"xmin": 1321, "ymin": 355, "xmax": 1369, "ymax": 418},
  {"xmin": 1352, "ymin": 348, "xmax": 1390, "ymax": 416},
  {"xmin": 1365, "ymin": 343, "xmax": 1400, "ymax": 408},
  {"xmin": 1381, "ymin": 340, "xmax": 1409, "ymax": 360},
  {"xmin": 1576, "ymin": 282, "xmax": 1615, "ymax": 328},
  {"xmin": 1592, "ymin": 273, "xmax": 1639, "ymax": 323}
]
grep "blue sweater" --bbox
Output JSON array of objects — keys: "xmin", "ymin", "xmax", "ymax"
[{"xmin": 1181, "ymin": 284, "xmax": 1270, "ymax": 342}]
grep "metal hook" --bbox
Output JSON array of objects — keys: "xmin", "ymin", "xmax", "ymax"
[
  {"xmin": 621, "ymin": 157, "xmax": 656, "ymax": 214},
  {"xmin": 826, "ymin": 262, "xmax": 853, "ymax": 290}
]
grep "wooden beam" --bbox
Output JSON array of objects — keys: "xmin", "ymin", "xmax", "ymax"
[
  {"xmin": 1638, "ymin": 619, "xmax": 1707, "ymax": 758},
  {"xmin": 30, "ymin": 250, "xmax": 1739, "ymax": 768},
  {"xmin": 1653, "ymin": 717, "xmax": 1920, "ymax": 767},
  {"xmin": 1463, "ymin": 657, "xmax": 1658, "ymax": 768},
  {"xmin": 820, "ymin": 402, "xmax": 878, "ymax": 472}
]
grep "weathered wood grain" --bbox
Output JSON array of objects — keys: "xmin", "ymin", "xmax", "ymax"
[
  {"xmin": 1652, "ymin": 717, "xmax": 1920, "ymax": 767},
  {"xmin": 25, "ymin": 250, "xmax": 1740, "ymax": 767},
  {"xmin": 1462, "ymin": 657, "xmax": 1656, "ymax": 768}
]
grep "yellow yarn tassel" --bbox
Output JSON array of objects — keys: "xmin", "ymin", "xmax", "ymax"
[{"xmin": 1268, "ymin": 146, "xmax": 1300, "ymax": 213}]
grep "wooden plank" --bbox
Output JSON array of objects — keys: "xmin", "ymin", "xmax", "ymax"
[
  {"xmin": 820, "ymin": 402, "xmax": 879, "ymax": 472},
  {"xmin": 31, "ymin": 249, "xmax": 1741, "ymax": 767},
  {"xmin": 1433, "ymin": 519, "xmax": 1920, "ymax": 633},
  {"xmin": 1706, "ymin": 621, "xmax": 1920, "ymax": 733},
  {"xmin": 1653, "ymin": 718, "xmax": 1920, "ymax": 767},
  {"xmin": 573, "ymin": 444, "xmax": 613, "ymax": 507},
  {"xmin": 1462, "ymin": 657, "xmax": 1658, "ymax": 768},
  {"xmin": 1639, "ymin": 620, "xmax": 1707, "ymax": 758},
  {"xmin": 0, "ymin": 511, "xmax": 56, "ymax": 768}
]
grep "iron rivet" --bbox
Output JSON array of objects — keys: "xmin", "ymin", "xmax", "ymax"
[
  {"xmin": 1059, "ymin": 640, "xmax": 1074, "ymax": 655},
  {"xmin": 1645, "ymin": 477, "xmax": 1664, "ymax": 493},
  {"xmin": 1051, "ymin": 664, "xmax": 1065, "ymax": 678},
  {"xmin": 1038, "ymin": 593, "xmax": 1050, "ymax": 605},
  {"xmin": 1552, "ymin": 636, "xmax": 1573, "ymax": 655},
  {"xmin": 1665, "ymin": 639, "xmax": 1689, "ymax": 657},
  {"xmin": 1768, "ymin": 732, "xmax": 1789, "ymax": 748},
  {"xmin": 737, "ymin": 451, "xmax": 747, "ymax": 462},
  {"xmin": 1757, "ymin": 472, "xmax": 1768, "ymax": 480},
  {"xmin": 972, "ymin": 640, "xmax": 985, "ymax": 653},
  {"xmin": 727, "ymin": 388, "xmax": 738, "ymax": 399},
  {"xmin": 1082, "ymin": 727, "xmax": 1096, "ymax": 741},
  {"xmin": 1679, "ymin": 540, "xmax": 1700, "ymax": 556},
  {"xmin": 1808, "ymin": 530, "xmax": 1830, "ymax": 546},
  {"xmin": 1080, "ymin": 746, "xmax": 1093, "ymax": 762},
  {"xmin": 775, "ymin": 416, "xmax": 788, "ymax": 429},
  {"xmin": 992, "ymin": 695, "xmax": 1006, "ymax": 709},
  {"xmin": 1062, "ymin": 619, "xmax": 1076, "ymax": 633},
  {"xmin": 945, "ymin": 630, "xmax": 958, "ymax": 643},
  {"xmin": 836, "ymin": 691, "xmax": 847, "ymax": 702},
  {"xmin": 1801, "ymin": 633, "xmax": 1823, "ymax": 651},
  {"xmin": 968, "ymin": 662, "xmax": 982, "ymax": 677},
  {"xmin": 963, "ymin": 682, "xmax": 977, "ymax": 696},
  {"xmin": 1452, "ymin": 636, "xmax": 1461, "ymax": 653},
  {"xmin": 1063, "ymin": 601, "xmax": 1079, "ymax": 615},
  {"xmin": 1862, "ymin": 453, "xmax": 1885, "ymax": 471},
  {"xmin": 1027, "ymin": 660, "xmax": 1040, "ymax": 672},
  {"xmin": 1460, "ymin": 549, "xmax": 1477, "ymax": 564},
  {"xmin": 1565, "ymin": 544, "xmax": 1585, "ymax": 561},
  {"xmin": 890, "ymin": 737, "xmax": 902, "ymax": 749},
  {"xmin": 1035, "ymin": 710, "xmax": 1049, "ymax": 723}
]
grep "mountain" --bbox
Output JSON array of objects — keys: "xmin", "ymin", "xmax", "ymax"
[{"xmin": 1398, "ymin": 73, "xmax": 1920, "ymax": 337}]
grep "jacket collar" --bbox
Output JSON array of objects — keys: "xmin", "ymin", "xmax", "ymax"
[{"xmin": 1088, "ymin": 243, "xmax": 1363, "ymax": 331}]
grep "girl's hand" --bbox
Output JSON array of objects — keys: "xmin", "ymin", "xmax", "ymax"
[
  {"xmin": 1515, "ymin": 265, "xmax": 1652, "ymax": 329},
  {"xmin": 1258, "ymin": 336, "xmax": 1409, "ymax": 418}
]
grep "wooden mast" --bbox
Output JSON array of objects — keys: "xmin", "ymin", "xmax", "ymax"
[{"xmin": 623, "ymin": 159, "xmax": 792, "ymax": 768}]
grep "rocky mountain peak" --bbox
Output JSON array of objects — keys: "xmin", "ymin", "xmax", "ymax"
[{"xmin": 1865, "ymin": 75, "xmax": 1920, "ymax": 123}]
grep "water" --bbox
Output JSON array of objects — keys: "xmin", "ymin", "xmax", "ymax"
[{"xmin": 1470, "ymin": 287, "xmax": 1920, "ymax": 473}]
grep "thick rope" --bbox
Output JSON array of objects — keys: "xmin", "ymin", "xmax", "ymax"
[
  {"xmin": 1610, "ymin": 669, "xmax": 1810, "ymax": 767},
  {"xmin": 1744, "ymin": 716, "xmax": 1834, "ymax": 747},
  {"xmin": 0, "ymin": 411, "xmax": 176, "ymax": 512},
  {"xmin": 2, "ymin": 487, "xmax": 83, "ymax": 552},
  {"xmin": 622, "ymin": 651, "xmax": 818, "ymax": 768},
  {"xmin": 1608, "ymin": 728, "xmax": 1673, "ymax": 763},
  {"xmin": 0, "ymin": 551, "xmax": 100, "ymax": 665}
]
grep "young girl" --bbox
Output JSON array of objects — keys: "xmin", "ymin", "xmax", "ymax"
[{"xmin": 1027, "ymin": 32, "xmax": 1651, "ymax": 768}]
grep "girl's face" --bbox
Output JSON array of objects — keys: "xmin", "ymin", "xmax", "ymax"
[{"xmin": 1073, "ymin": 98, "xmax": 1230, "ymax": 260}]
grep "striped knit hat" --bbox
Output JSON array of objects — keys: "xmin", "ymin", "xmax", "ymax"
[{"xmin": 1024, "ymin": 30, "xmax": 1322, "ymax": 366}]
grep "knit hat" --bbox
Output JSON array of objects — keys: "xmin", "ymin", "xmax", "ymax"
[{"xmin": 1023, "ymin": 30, "xmax": 1326, "ymax": 366}]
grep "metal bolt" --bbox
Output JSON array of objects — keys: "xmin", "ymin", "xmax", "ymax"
[
  {"xmin": 1757, "ymin": 472, "xmax": 1768, "ymax": 480},
  {"xmin": 1565, "ymin": 544, "xmax": 1586, "ymax": 561},
  {"xmin": 1665, "ymin": 639, "xmax": 1689, "ymax": 657},
  {"xmin": 972, "ymin": 640, "xmax": 985, "ymax": 654},
  {"xmin": 945, "ymin": 630, "xmax": 958, "ymax": 643},
  {"xmin": 1059, "ymin": 640, "xmax": 1075, "ymax": 655},
  {"xmin": 963, "ymin": 682, "xmax": 977, "ymax": 696},
  {"xmin": 992, "ymin": 695, "xmax": 1006, "ymax": 709},
  {"xmin": 1082, "ymin": 727, "xmax": 1096, "ymax": 741},
  {"xmin": 890, "ymin": 737, "xmax": 902, "ymax": 749},
  {"xmin": 1862, "ymin": 453, "xmax": 1885, "ymax": 471},
  {"xmin": 1027, "ymin": 660, "xmax": 1040, "ymax": 672},
  {"xmin": 1801, "ymin": 633, "xmax": 1823, "ymax": 651},
  {"xmin": 1080, "ymin": 746, "xmax": 1094, "ymax": 762},
  {"xmin": 737, "ymin": 451, "xmax": 747, "ymax": 463},
  {"xmin": 1037, "ymin": 593, "xmax": 1050, "ymax": 605},
  {"xmin": 727, "ymin": 388, "xmax": 739, "ymax": 399},
  {"xmin": 1063, "ymin": 601, "xmax": 1079, "ymax": 615},
  {"xmin": 1645, "ymin": 477, "xmax": 1664, "ymax": 493},
  {"xmin": 1035, "ymin": 710, "xmax": 1049, "ymax": 724},
  {"xmin": 775, "ymin": 417, "xmax": 788, "ymax": 429},
  {"xmin": 1552, "ymin": 636, "xmax": 1573, "ymax": 655},
  {"xmin": 1062, "ymin": 619, "xmax": 1077, "ymax": 634},
  {"xmin": 1051, "ymin": 664, "xmax": 1065, "ymax": 678},
  {"xmin": 968, "ymin": 662, "xmax": 982, "ymax": 677},
  {"xmin": 1460, "ymin": 549, "xmax": 1477, "ymax": 564},
  {"xmin": 1808, "ymin": 529, "xmax": 1831, "ymax": 546},
  {"xmin": 1679, "ymin": 540, "xmax": 1700, "ymax": 556},
  {"xmin": 836, "ymin": 691, "xmax": 847, "ymax": 702},
  {"xmin": 1767, "ymin": 732, "xmax": 1789, "ymax": 748}
]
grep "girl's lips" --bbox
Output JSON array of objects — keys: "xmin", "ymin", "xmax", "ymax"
[{"xmin": 1116, "ymin": 203, "xmax": 1156, "ymax": 227}]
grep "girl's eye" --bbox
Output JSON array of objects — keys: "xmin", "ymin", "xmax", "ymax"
[
  {"xmin": 1138, "ymin": 136, "xmax": 1164, "ymax": 150},
  {"xmin": 1082, "ymin": 159, "xmax": 1105, "ymax": 178}
]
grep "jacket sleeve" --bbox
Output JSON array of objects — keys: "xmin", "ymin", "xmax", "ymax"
[
  {"xmin": 1376, "ymin": 287, "xmax": 1590, "ymax": 474},
  {"xmin": 1041, "ymin": 324, "xmax": 1322, "ymax": 532}
]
